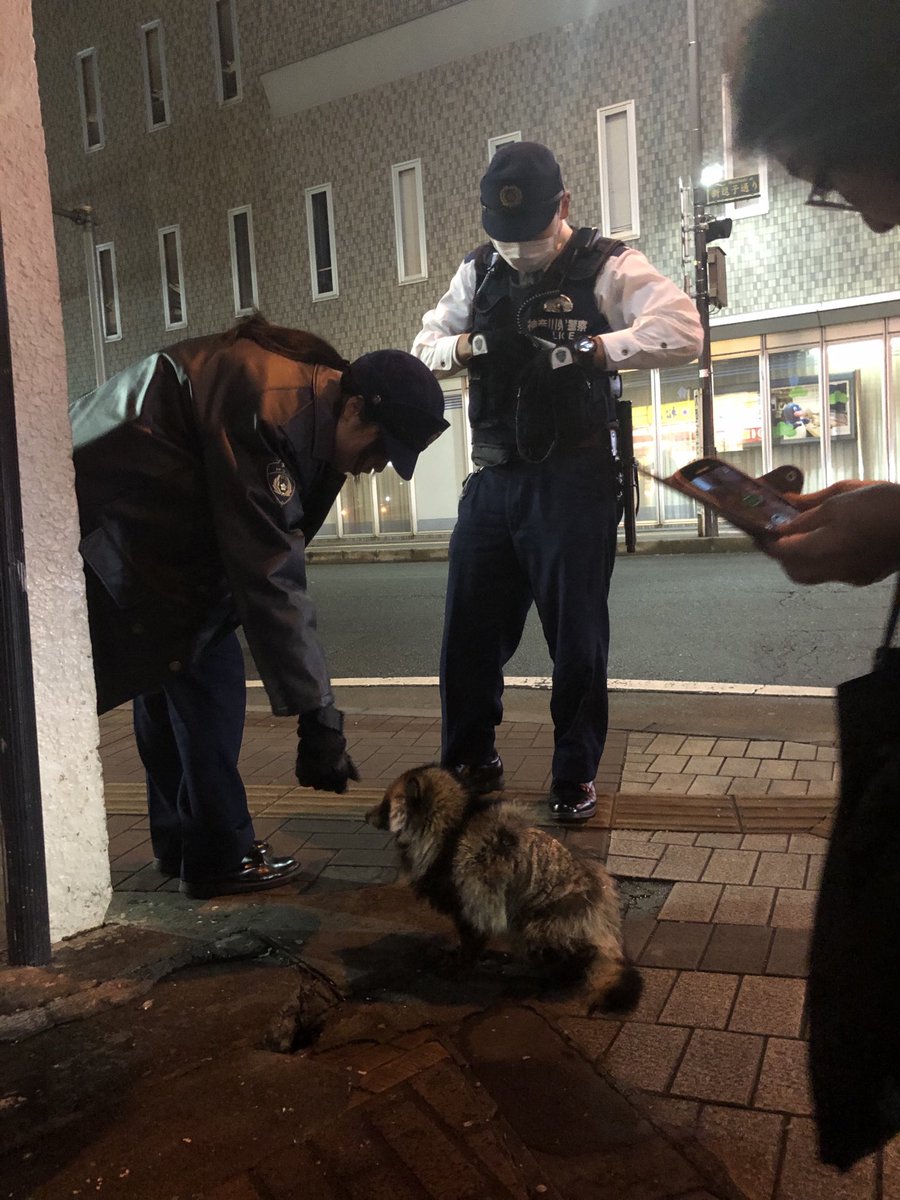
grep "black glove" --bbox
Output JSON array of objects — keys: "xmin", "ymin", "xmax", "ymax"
[
  {"xmin": 468, "ymin": 330, "xmax": 536, "ymax": 429},
  {"xmin": 469, "ymin": 329, "xmax": 533, "ymax": 364},
  {"xmin": 295, "ymin": 705, "xmax": 360, "ymax": 794},
  {"xmin": 516, "ymin": 345, "xmax": 598, "ymax": 462}
]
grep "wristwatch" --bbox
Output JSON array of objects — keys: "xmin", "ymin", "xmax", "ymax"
[{"xmin": 573, "ymin": 335, "xmax": 596, "ymax": 364}]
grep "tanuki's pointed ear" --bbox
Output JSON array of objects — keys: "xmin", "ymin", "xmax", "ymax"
[{"xmin": 404, "ymin": 772, "xmax": 426, "ymax": 807}]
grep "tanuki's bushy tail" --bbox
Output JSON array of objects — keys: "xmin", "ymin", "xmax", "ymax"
[{"xmin": 588, "ymin": 960, "xmax": 643, "ymax": 1015}]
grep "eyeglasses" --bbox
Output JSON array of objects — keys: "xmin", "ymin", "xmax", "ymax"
[{"xmin": 806, "ymin": 178, "xmax": 857, "ymax": 213}]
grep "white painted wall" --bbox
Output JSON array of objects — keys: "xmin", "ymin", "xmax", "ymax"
[{"xmin": 2, "ymin": 0, "xmax": 110, "ymax": 940}]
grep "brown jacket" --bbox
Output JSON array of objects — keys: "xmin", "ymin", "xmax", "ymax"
[{"xmin": 71, "ymin": 334, "xmax": 346, "ymax": 714}]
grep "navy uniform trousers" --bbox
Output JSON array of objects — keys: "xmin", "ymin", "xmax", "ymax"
[
  {"xmin": 132, "ymin": 630, "xmax": 255, "ymax": 882},
  {"xmin": 440, "ymin": 445, "xmax": 619, "ymax": 786}
]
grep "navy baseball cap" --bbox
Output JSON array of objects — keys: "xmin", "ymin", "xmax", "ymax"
[
  {"xmin": 480, "ymin": 142, "xmax": 565, "ymax": 240},
  {"xmin": 349, "ymin": 350, "xmax": 449, "ymax": 480}
]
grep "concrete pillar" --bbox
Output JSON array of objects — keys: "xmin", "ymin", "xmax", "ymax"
[{"xmin": 1, "ymin": 1, "xmax": 110, "ymax": 939}]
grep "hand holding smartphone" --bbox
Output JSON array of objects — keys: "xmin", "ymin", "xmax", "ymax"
[{"xmin": 646, "ymin": 457, "xmax": 802, "ymax": 539}]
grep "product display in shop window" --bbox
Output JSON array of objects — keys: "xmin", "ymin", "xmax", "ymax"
[{"xmin": 771, "ymin": 379, "xmax": 855, "ymax": 442}]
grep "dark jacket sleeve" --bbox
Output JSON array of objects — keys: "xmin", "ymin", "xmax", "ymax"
[{"xmin": 195, "ymin": 361, "xmax": 342, "ymax": 717}]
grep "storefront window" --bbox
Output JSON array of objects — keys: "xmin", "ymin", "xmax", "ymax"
[
  {"xmin": 340, "ymin": 475, "xmax": 375, "ymax": 535},
  {"xmin": 375, "ymin": 468, "xmax": 412, "ymax": 534},
  {"xmin": 658, "ymin": 363, "xmax": 700, "ymax": 520},
  {"xmin": 892, "ymin": 337, "xmax": 900, "ymax": 479},
  {"xmin": 325, "ymin": 322, "xmax": 896, "ymax": 539},
  {"xmin": 711, "ymin": 354, "xmax": 763, "ymax": 478},
  {"xmin": 318, "ymin": 501, "xmax": 339, "ymax": 538},
  {"xmin": 622, "ymin": 371, "xmax": 658, "ymax": 524},
  {"xmin": 826, "ymin": 338, "xmax": 885, "ymax": 481},
  {"xmin": 415, "ymin": 383, "xmax": 470, "ymax": 532},
  {"xmin": 769, "ymin": 346, "xmax": 824, "ymax": 492}
]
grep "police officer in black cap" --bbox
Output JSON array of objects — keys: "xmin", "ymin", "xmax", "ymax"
[
  {"xmin": 72, "ymin": 315, "xmax": 448, "ymax": 895},
  {"xmin": 413, "ymin": 142, "xmax": 702, "ymax": 820}
]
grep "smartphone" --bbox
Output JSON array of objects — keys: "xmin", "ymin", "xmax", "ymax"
[{"xmin": 652, "ymin": 456, "xmax": 801, "ymax": 539}]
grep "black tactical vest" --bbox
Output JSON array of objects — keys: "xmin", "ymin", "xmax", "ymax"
[{"xmin": 467, "ymin": 228, "xmax": 624, "ymax": 465}]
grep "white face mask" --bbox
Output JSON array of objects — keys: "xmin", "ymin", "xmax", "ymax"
[{"xmin": 491, "ymin": 219, "xmax": 561, "ymax": 274}]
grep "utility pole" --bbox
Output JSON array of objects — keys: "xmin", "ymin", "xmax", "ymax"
[{"xmin": 686, "ymin": 0, "xmax": 718, "ymax": 537}]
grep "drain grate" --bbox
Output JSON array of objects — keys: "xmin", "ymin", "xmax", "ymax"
[{"xmin": 618, "ymin": 877, "xmax": 673, "ymax": 916}]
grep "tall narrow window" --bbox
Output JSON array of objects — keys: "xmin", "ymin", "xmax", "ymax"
[
  {"xmin": 141, "ymin": 21, "xmax": 171, "ymax": 130},
  {"xmin": 95, "ymin": 243, "xmax": 121, "ymax": 340},
  {"xmin": 305, "ymin": 185, "xmax": 339, "ymax": 301},
  {"xmin": 228, "ymin": 206, "xmax": 258, "ymax": 314},
  {"xmin": 722, "ymin": 76, "xmax": 769, "ymax": 219},
  {"xmin": 212, "ymin": 0, "xmax": 241, "ymax": 104},
  {"xmin": 597, "ymin": 101, "xmax": 640, "ymax": 240},
  {"xmin": 158, "ymin": 225, "xmax": 186, "ymax": 329},
  {"xmin": 487, "ymin": 131, "xmax": 521, "ymax": 160},
  {"xmin": 391, "ymin": 160, "xmax": 428, "ymax": 285},
  {"xmin": 76, "ymin": 48, "xmax": 104, "ymax": 152}
]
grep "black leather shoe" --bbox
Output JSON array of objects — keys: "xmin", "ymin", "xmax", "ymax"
[
  {"xmin": 153, "ymin": 856, "xmax": 181, "ymax": 877},
  {"xmin": 180, "ymin": 841, "xmax": 304, "ymax": 899},
  {"xmin": 548, "ymin": 781, "xmax": 597, "ymax": 822},
  {"xmin": 451, "ymin": 755, "xmax": 505, "ymax": 795}
]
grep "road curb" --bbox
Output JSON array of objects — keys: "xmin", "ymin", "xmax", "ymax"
[{"xmin": 306, "ymin": 534, "xmax": 759, "ymax": 564}]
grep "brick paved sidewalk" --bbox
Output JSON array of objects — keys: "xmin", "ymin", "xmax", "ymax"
[
  {"xmin": 0, "ymin": 922, "xmax": 756, "ymax": 1200},
  {"xmin": 95, "ymin": 810, "xmax": 890, "ymax": 1199},
  {"xmin": 101, "ymin": 704, "xmax": 836, "ymax": 891},
  {"xmin": 90, "ymin": 704, "xmax": 892, "ymax": 1200},
  {"xmin": 100, "ymin": 708, "xmax": 840, "ymax": 802},
  {"xmin": 100, "ymin": 706, "xmax": 838, "ymax": 834}
]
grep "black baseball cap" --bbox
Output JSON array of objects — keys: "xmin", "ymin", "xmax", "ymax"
[
  {"xmin": 480, "ymin": 141, "xmax": 565, "ymax": 240},
  {"xmin": 349, "ymin": 350, "xmax": 449, "ymax": 480}
]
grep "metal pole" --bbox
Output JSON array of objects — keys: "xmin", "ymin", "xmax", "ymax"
[
  {"xmin": 53, "ymin": 206, "xmax": 105, "ymax": 386},
  {"xmin": 687, "ymin": 0, "xmax": 718, "ymax": 536},
  {"xmin": 83, "ymin": 219, "xmax": 106, "ymax": 387},
  {"xmin": 0, "ymin": 216, "xmax": 52, "ymax": 966}
]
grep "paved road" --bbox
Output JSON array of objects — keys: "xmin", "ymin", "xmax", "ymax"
[{"xmin": 291, "ymin": 554, "xmax": 895, "ymax": 689}]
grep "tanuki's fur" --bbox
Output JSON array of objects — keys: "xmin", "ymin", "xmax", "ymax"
[{"xmin": 367, "ymin": 765, "xmax": 642, "ymax": 1014}]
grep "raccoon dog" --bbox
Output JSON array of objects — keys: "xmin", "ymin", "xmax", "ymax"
[{"xmin": 367, "ymin": 765, "xmax": 642, "ymax": 1015}]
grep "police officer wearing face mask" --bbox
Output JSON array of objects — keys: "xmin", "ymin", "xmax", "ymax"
[{"xmin": 412, "ymin": 142, "xmax": 703, "ymax": 821}]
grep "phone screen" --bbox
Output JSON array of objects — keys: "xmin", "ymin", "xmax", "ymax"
[{"xmin": 677, "ymin": 460, "xmax": 799, "ymax": 536}]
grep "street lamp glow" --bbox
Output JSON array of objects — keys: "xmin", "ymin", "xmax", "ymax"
[{"xmin": 701, "ymin": 163, "xmax": 725, "ymax": 187}]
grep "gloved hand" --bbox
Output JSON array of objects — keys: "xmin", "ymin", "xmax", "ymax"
[
  {"xmin": 515, "ymin": 345, "xmax": 594, "ymax": 463},
  {"xmin": 465, "ymin": 331, "xmax": 536, "ymax": 429},
  {"xmin": 465, "ymin": 328, "xmax": 535, "ymax": 374},
  {"xmin": 295, "ymin": 705, "xmax": 360, "ymax": 794},
  {"xmin": 468, "ymin": 329, "xmax": 533, "ymax": 365}
]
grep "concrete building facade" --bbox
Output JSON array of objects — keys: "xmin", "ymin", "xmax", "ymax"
[
  {"xmin": 32, "ymin": 0, "xmax": 900, "ymax": 537},
  {"xmin": 3, "ymin": 0, "xmax": 109, "ymax": 944}
]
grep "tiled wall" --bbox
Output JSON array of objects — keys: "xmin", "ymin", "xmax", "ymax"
[{"xmin": 32, "ymin": 0, "xmax": 900, "ymax": 400}]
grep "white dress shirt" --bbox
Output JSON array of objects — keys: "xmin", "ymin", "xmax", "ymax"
[{"xmin": 411, "ymin": 233, "xmax": 704, "ymax": 377}]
